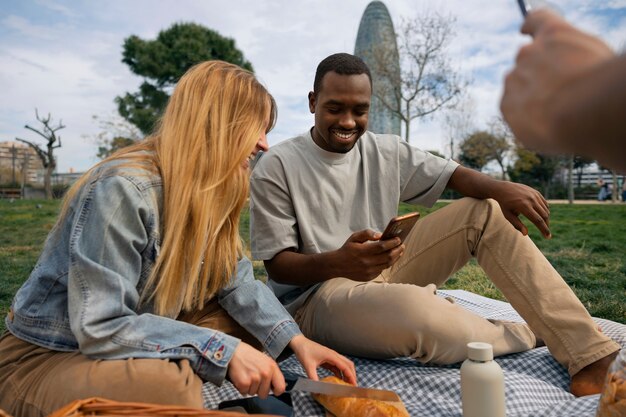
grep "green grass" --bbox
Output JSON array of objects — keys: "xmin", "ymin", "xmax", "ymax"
[
  {"xmin": 1, "ymin": 200, "xmax": 625, "ymax": 335},
  {"xmin": 438, "ymin": 202, "xmax": 626, "ymax": 324},
  {"xmin": 1, "ymin": 199, "xmax": 60, "ymax": 332}
]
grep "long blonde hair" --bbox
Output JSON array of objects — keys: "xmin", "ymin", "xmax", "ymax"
[{"xmin": 60, "ymin": 60, "xmax": 276, "ymax": 317}]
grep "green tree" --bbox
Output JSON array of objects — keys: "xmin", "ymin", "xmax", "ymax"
[
  {"xmin": 97, "ymin": 137, "xmax": 136, "ymax": 160},
  {"xmin": 508, "ymin": 143, "xmax": 559, "ymax": 197},
  {"xmin": 117, "ymin": 22, "xmax": 254, "ymax": 135},
  {"xmin": 573, "ymin": 156, "xmax": 594, "ymax": 188},
  {"xmin": 486, "ymin": 117, "xmax": 513, "ymax": 180},
  {"xmin": 458, "ymin": 130, "xmax": 509, "ymax": 178}
]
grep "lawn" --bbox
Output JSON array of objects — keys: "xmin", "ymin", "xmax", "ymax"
[{"xmin": 1, "ymin": 199, "xmax": 625, "ymax": 335}]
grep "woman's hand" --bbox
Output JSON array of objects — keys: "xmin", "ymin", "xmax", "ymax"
[
  {"xmin": 289, "ymin": 334, "xmax": 357, "ymax": 385},
  {"xmin": 227, "ymin": 341, "xmax": 285, "ymax": 399}
]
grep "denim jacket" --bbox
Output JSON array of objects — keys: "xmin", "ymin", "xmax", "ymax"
[{"xmin": 6, "ymin": 159, "xmax": 301, "ymax": 385}]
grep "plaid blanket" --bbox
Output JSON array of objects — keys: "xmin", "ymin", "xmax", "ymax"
[{"xmin": 202, "ymin": 290, "xmax": 626, "ymax": 416}]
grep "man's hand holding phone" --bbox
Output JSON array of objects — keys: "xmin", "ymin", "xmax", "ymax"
[{"xmin": 332, "ymin": 213, "xmax": 419, "ymax": 282}]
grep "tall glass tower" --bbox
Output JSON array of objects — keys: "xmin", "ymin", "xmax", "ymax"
[{"xmin": 354, "ymin": 1, "xmax": 401, "ymax": 136}]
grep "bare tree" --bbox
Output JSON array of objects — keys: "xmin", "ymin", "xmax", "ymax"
[
  {"xmin": 441, "ymin": 94, "xmax": 475, "ymax": 161},
  {"xmin": 486, "ymin": 117, "xmax": 513, "ymax": 180},
  {"xmin": 86, "ymin": 113, "xmax": 141, "ymax": 159},
  {"xmin": 566, "ymin": 155, "xmax": 574, "ymax": 204},
  {"xmin": 370, "ymin": 11, "xmax": 464, "ymax": 143},
  {"xmin": 20, "ymin": 152, "xmax": 31, "ymax": 197},
  {"xmin": 16, "ymin": 109, "xmax": 65, "ymax": 199},
  {"xmin": 611, "ymin": 170, "xmax": 618, "ymax": 203}
]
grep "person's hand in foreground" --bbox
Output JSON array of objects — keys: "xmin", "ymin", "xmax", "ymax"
[{"xmin": 501, "ymin": 9, "xmax": 614, "ymax": 154}]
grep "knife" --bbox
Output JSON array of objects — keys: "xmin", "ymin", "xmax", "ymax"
[{"xmin": 287, "ymin": 377, "xmax": 401, "ymax": 402}]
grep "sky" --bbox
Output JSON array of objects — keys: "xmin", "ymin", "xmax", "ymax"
[{"xmin": 1, "ymin": 0, "xmax": 626, "ymax": 172}]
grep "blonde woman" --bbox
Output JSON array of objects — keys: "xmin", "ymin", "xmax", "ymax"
[{"xmin": 0, "ymin": 61, "xmax": 355, "ymax": 417}]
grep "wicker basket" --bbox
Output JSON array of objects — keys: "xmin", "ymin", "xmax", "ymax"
[{"xmin": 45, "ymin": 397, "xmax": 280, "ymax": 417}]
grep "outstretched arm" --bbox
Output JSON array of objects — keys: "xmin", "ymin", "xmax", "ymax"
[
  {"xmin": 501, "ymin": 9, "xmax": 624, "ymax": 171},
  {"xmin": 447, "ymin": 166, "xmax": 551, "ymax": 238},
  {"xmin": 265, "ymin": 230, "xmax": 403, "ymax": 286}
]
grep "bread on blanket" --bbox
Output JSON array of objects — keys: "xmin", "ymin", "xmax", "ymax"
[{"xmin": 312, "ymin": 376, "xmax": 408, "ymax": 417}]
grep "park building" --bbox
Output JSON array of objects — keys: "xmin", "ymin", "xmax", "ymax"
[
  {"xmin": 0, "ymin": 141, "xmax": 43, "ymax": 186},
  {"xmin": 554, "ymin": 164, "xmax": 622, "ymax": 187}
]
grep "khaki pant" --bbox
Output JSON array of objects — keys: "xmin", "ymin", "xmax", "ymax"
[
  {"xmin": 296, "ymin": 198, "xmax": 620, "ymax": 375},
  {"xmin": 0, "ymin": 299, "xmax": 260, "ymax": 417}
]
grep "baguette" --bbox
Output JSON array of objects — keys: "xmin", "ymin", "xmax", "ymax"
[{"xmin": 312, "ymin": 376, "xmax": 408, "ymax": 417}]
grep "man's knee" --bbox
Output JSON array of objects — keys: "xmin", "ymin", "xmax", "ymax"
[
  {"xmin": 454, "ymin": 198, "xmax": 507, "ymax": 232},
  {"xmin": 453, "ymin": 197, "xmax": 498, "ymax": 215},
  {"xmin": 381, "ymin": 284, "xmax": 452, "ymax": 339},
  {"xmin": 384, "ymin": 285, "xmax": 482, "ymax": 362}
]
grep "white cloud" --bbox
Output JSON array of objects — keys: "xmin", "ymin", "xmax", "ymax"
[
  {"xmin": 35, "ymin": 0, "xmax": 79, "ymax": 18},
  {"xmin": 597, "ymin": 1, "xmax": 626, "ymax": 10},
  {"xmin": 2, "ymin": 15, "xmax": 57, "ymax": 40}
]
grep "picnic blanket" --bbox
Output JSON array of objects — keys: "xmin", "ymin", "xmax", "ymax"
[{"xmin": 202, "ymin": 290, "xmax": 626, "ymax": 416}]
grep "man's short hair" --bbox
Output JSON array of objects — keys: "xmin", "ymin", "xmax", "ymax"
[{"xmin": 313, "ymin": 53, "xmax": 372, "ymax": 94}]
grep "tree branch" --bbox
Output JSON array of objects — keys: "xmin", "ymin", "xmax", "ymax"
[{"xmin": 15, "ymin": 138, "xmax": 49, "ymax": 167}]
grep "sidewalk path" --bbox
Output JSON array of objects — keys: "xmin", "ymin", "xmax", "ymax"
[
  {"xmin": 547, "ymin": 199, "xmax": 624, "ymax": 204},
  {"xmin": 439, "ymin": 199, "xmax": 624, "ymax": 205}
]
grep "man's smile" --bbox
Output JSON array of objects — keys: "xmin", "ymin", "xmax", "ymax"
[{"xmin": 331, "ymin": 129, "xmax": 359, "ymax": 141}]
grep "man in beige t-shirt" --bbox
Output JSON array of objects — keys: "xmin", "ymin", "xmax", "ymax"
[{"xmin": 250, "ymin": 53, "xmax": 619, "ymax": 396}]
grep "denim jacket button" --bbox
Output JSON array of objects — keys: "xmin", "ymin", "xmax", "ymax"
[{"xmin": 213, "ymin": 350, "xmax": 224, "ymax": 360}]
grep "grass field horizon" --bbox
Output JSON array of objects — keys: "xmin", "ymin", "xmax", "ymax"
[{"xmin": 1, "ymin": 199, "xmax": 625, "ymax": 335}]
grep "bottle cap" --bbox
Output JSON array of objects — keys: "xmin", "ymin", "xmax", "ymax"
[{"xmin": 467, "ymin": 342, "xmax": 494, "ymax": 361}]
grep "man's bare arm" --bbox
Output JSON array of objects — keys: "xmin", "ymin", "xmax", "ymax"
[
  {"xmin": 447, "ymin": 166, "xmax": 551, "ymax": 238},
  {"xmin": 264, "ymin": 230, "xmax": 403, "ymax": 286}
]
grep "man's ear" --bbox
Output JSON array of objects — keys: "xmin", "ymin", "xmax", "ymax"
[{"xmin": 308, "ymin": 91, "xmax": 316, "ymax": 114}]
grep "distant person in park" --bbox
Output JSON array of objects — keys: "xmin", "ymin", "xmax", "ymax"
[
  {"xmin": 0, "ymin": 61, "xmax": 355, "ymax": 417},
  {"xmin": 597, "ymin": 178, "xmax": 610, "ymax": 201},
  {"xmin": 249, "ymin": 53, "xmax": 620, "ymax": 397},
  {"xmin": 501, "ymin": 9, "xmax": 625, "ymax": 173}
]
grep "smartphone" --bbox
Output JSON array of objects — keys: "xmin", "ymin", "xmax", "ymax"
[
  {"xmin": 380, "ymin": 212, "xmax": 420, "ymax": 243},
  {"xmin": 517, "ymin": 0, "xmax": 532, "ymax": 17},
  {"xmin": 517, "ymin": 0, "xmax": 557, "ymax": 17}
]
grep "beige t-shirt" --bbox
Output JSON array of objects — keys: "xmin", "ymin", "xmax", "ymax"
[{"xmin": 250, "ymin": 130, "xmax": 459, "ymax": 314}]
